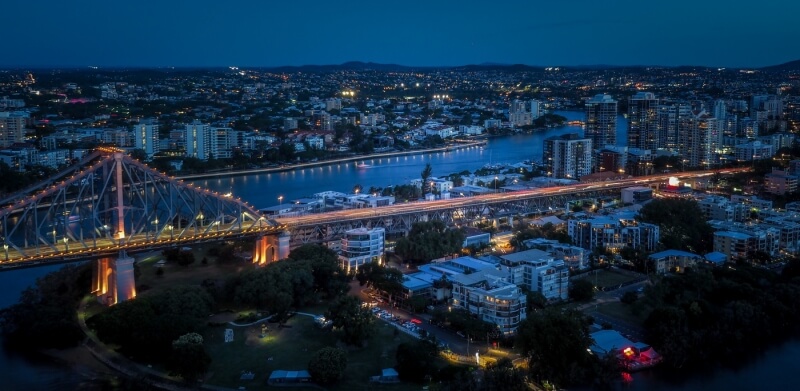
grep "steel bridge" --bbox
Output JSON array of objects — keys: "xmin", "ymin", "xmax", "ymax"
[
  {"xmin": 0, "ymin": 147, "xmax": 748, "ymax": 303},
  {"xmin": 0, "ymin": 148, "xmax": 291, "ymax": 303},
  {"xmin": 276, "ymin": 169, "xmax": 748, "ymax": 247}
]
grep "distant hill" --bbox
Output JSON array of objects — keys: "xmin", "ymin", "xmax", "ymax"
[
  {"xmin": 262, "ymin": 61, "xmax": 435, "ymax": 72},
  {"xmin": 760, "ymin": 59, "xmax": 800, "ymax": 71}
]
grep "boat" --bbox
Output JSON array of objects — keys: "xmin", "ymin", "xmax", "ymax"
[{"xmin": 357, "ymin": 162, "xmax": 371, "ymax": 168}]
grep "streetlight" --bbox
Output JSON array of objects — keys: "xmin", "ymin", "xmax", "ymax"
[
  {"xmin": 494, "ymin": 176, "xmax": 499, "ymax": 193},
  {"xmin": 3, "ymin": 244, "xmax": 8, "ymax": 262},
  {"xmin": 63, "ymin": 237, "xmax": 69, "ymax": 252},
  {"xmin": 278, "ymin": 195, "xmax": 283, "ymax": 206}
]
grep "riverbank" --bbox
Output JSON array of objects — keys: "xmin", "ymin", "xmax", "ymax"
[{"xmin": 178, "ymin": 141, "xmax": 484, "ymax": 181}]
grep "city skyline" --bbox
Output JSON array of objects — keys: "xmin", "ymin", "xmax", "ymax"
[{"xmin": 2, "ymin": 0, "xmax": 799, "ymax": 69}]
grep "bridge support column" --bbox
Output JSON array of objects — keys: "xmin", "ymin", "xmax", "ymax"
[
  {"xmin": 91, "ymin": 251, "xmax": 137, "ymax": 305},
  {"xmin": 252, "ymin": 232, "xmax": 290, "ymax": 266}
]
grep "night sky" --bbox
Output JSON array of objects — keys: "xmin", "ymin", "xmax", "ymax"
[{"xmin": 2, "ymin": 0, "xmax": 797, "ymax": 68}]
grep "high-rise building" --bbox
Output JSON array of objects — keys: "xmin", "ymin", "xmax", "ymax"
[
  {"xmin": 133, "ymin": 119, "xmax": 159, "ymax": 157},
  {"xmin": 530, "ymin": 99, "xmax": 542, "ymax": 119},
  {"xmin": 585, "ymin": 94, "xmax": 617, "ymax": 148},
  {"xmin": 678, "ymin": 111, "xmax": 721, "ymax": 169},
  {"xmin": 543, "ymin": 133, "xmax": 593, "ymax": 179},
  {"xmin": 0, "ymin": 113, "xmax": 27, "ymax": 148},
  {"xmin": 185, "ymin": 121, "xmax": 210, "ymax": 160},
  {"xmin": 627, "ymin": 92, "xmax": 659, "ymax": 150},
  {"xmin": 657, "ymin": 102, "xmax": 691, "ymax": 152},
  {"xmin": 509, "ymin": 99, "xmax": 532, "ymax": 126}
]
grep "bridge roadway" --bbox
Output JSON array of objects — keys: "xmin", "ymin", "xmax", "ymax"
[
  {"xmin": 0, "ymin": 168, "xmax": 746, "ymax": 269},
  {"xmin": 0, "ymin": 221, "xmax": 286, "ymax": 269},
  {"xmin": 275, "ymin": 168, "xmax": 748, "ymax": 246}
]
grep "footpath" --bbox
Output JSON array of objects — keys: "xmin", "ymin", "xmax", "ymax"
[{"xmin": 76, "ymin": 297, "xmax": 242, "ymax": 391}]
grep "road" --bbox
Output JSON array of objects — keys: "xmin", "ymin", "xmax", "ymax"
[{"xmin": 276, "ymin": 168, "xmax": 749, "ymax": 227}]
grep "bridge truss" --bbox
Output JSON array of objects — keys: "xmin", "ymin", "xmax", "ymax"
[{"xmin": 0, "ymin": 148, "xmax": 280, "ymax": 265}]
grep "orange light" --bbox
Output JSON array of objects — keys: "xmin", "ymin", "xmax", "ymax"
[{"xmin": 623, "ymin": 347, "xmax": 634, "ymax": 357}]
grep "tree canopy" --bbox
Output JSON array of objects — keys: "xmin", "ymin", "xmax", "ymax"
[
  {"xmin": 0, "ymin": 263, "xmax": 92, "ymax": 349},
  {"xmin": 325, "ymin": 295, "xmax": 375, "ymax": 346},
  {"xmin": 637, "ymin": 198, "xmax": 714, "ymax": 253},
  {"xmin": 168, "ymin": 332, "xmax": 211, "ymax": 382},
  {"xmin": 87, "ymin": 286, "xmax": 214, "ymax": 361},
  {"xmin": 355, "ymin": 262, "xmax": 404, "ymax": 299},
  {"xmin": 516, "ymin": 308, "xmax": 609, "ymax": 387},
  {"xmin": 307, "ymin": 347, "xmax": 348, "ymax": 385},
  {"xmin": 394, "ymin": 221, "xmax": 466, "ymax": 264},
  {"xmin": 640, "ymin": 265, "xmax": 800, "ymax": 369}
]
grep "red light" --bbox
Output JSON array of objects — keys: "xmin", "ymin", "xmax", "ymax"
[{"xmin": 411, "ymin": 318, "xmax": 421, "ymax": 324}]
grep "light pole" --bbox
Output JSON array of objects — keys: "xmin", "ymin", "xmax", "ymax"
[
  {"xmin": 3, "ymin": 244, "xmax": 8, "ymax": 262},
  {"xmin": 278, "ymin": 195, "xmax": 283, "ymax": 206},
  {"xmin": 494, "ymin": 176, "xmax": 498, "ymax": 193},
  {"xmin": 63, "ymin": 237, "xmax": 69, "ymax": 252}
]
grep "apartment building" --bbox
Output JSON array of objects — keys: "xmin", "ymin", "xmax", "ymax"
[{"xmin": 451, "ymin": 269, "xmax": 527, "ymax": 335}]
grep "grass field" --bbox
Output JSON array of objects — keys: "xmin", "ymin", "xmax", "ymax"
[
  {"xmin": 135, "ymin": 245, "xmax": 253, "ymax": 296},
  {"xmin": 578, "ymin": 269, "xmax": 642, "ymax": 290},
  {"xmin": 204, "ymin": 315, "xmax": 422, "ymax": 391},
  {"xmin": 595, "ymin": 301, "xmax": 650, "ymax": 327}
]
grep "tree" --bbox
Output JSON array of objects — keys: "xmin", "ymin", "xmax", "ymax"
[
  {"xmin": 481, "ymin": 357, "xmax": 529, "ymax": 391},
  {"xmin": 569, "ymin": 279, "xmax": 595, "ymax": 302},
  {"xmin": 307, "ymin": 347, "xmax": 347, "ymax": 385},
  {"xmin": 394, "ymin": 221, "xmax": 465, "ymax": 264},
  {"xmin": 620, "ymin": 291, "xmax": 638, "ymax": 304},
  {"xmin": 395, "ymin": 340, "xmax": 439, "ymax": 383},
  {"xmin": 421, "ymin": 163, "xmax": 433, "ymax": 194},
  {"xmin": 287, "ymin": 244, "xmax": 350, "ymax": 299},
  {"xmin": 326, "ymin": 296, "xmax": 374, "ymax": 346},
  {"xmin": 516, "ymin": 309, "xmax": 598, "ymax": 387},
  {"xmin": 355, "ymin": 262, "xmax": 404, "ymax": 300},
  {"xmin": 168, "ymin": 333, "xmax": 211, "ymax": 382},
  {"xmin": 0, "ymin": 263, "xmax": 92, "ymax": 349},
  {"xmin": 637, "ymin": 198, "xmax": 714, "ymax": 253},
  {"xmin": 527, "ymin": 291, "xmax": 548, "ymax": 312},
  {"xmin": 88, "ymin": 286, "xmax": 214, "ymax": 362}
]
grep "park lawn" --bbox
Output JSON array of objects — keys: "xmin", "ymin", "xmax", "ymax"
[
  {"xmin": 204, "ymin": 315, "xmax": 422, "ymax": 391},
  {"xmin": 581, "ymin": 269, "xmax": 641, "ymax": 290},
  {"xmin": 136, "ymin": 247, "xmax": 254, "ymax": 296},
  {"xmin": 595, "ymin": 301, "xmax": 650, "ymax": 327}
]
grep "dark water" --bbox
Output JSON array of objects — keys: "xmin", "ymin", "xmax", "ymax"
[
  {"xmin": 194, "ymin": 111, "xmax": 619, "ymax": 208},
  {"xmin": 0, "ymin": 264, "xmax": 87, "ymax": 391}
]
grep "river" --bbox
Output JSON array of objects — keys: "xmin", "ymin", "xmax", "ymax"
[
  {"xmin": 2, "ymin": 110, "xmax": 799, "ymax": 389},
  {"xmin": 193, "ymin": 111, "xmax": 618, "ymax": 208}
]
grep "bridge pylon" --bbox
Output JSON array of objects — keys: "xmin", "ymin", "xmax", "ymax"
[
  {"xmin": 91, "ymin": 250, "xmax": 137, "ymax": 305},
  {"xmin": 252, "ymin": 232, "xmax": 290, "ymax": 266}
]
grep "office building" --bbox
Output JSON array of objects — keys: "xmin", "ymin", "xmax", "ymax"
[{"xmin": 338, "ymin": 227, "xmax": 385, "ymax": 272}]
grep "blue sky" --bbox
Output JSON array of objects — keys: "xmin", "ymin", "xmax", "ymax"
[{"xmin": 2, "ymin": 0, "xmax": 797, "ymax": 68}]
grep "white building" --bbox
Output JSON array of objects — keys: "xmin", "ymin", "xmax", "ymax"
[
  {"xmin": 185, "ymin": 121, "xmax": 210, "ymax": 160},
  {"xmin": 133, "ymin": 119, "xmax": 159, "ymax": 157},
  {"xmin": 451, "ymin": 269, "xmax": 527, "ymax": 335},
  {"xmin": 338, "ymin": 227, "xmax": 385, "ymax": 272},
  {"xmin": 543, "ymin": 133, "xmax": 593, "ymax": 179},
  {"xmin": 499, "ymin": 249, "xmax": 569, "ymax": 301}
]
